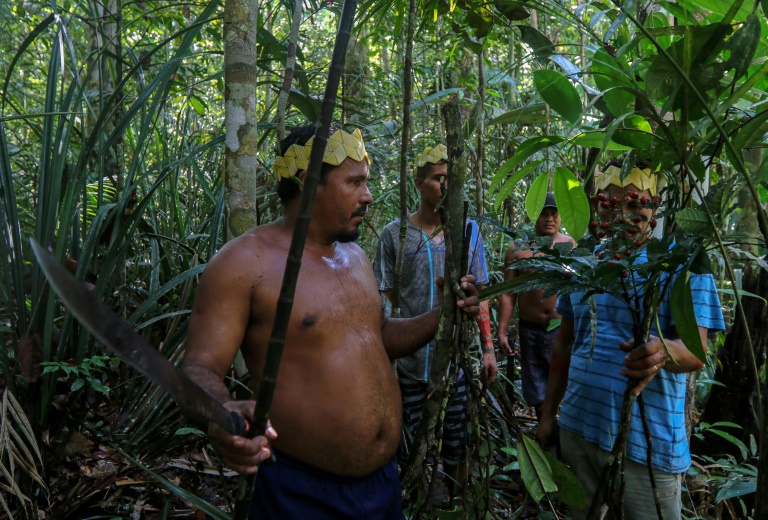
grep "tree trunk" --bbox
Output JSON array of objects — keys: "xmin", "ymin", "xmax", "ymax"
[
  {"xmin": 390, "ymin": 0, "xmax": 415, "ymax": 317},
  {"xmin": 224, "ymin": 0, "xmax": 260, "ymax": 239},
  {"xmin": 694, "ymin": 263, "xmax": 768, "ymax": 457},
  {"xmin": 276, "ymin": 0, "xmax": 303, "ymax": 143},
  {"xmin": 401, "ymin": 93, "xmax": 466, "ymax": 487}
]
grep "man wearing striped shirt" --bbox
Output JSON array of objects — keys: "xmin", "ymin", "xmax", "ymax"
[{"xmin": 537, "ymin": 161, "xmax": 725, "ymax": 520}]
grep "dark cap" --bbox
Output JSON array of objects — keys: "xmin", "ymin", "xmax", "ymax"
[{"xmin": 543, "ymin": 192, "xmax": 557, "ymax": 210}]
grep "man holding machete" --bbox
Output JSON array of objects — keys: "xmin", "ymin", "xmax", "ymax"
[{"xmin": 182, "ymin": 125, "xmax": 480, "ymax": 518}]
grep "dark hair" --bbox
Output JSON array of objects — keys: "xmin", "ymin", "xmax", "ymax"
[
  {"xmin": 415, "ymin": 159, "xmax": 448, "ymax": 181},
  {"xmin": 276, "ymin": 124, "xmax": 340, "ymax": 203}
]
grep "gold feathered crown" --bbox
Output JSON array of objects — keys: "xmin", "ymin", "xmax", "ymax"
[
  {"xmin": 596, "ymin": 164, "xmax": 658, "ymax": 196},
  {"xmin": 273, "ymin": 128, "xmax": 369, "ymax": 182},
  {"xmin": 413, "ymin": 144, "xmax": 448, "ymax": 175}
]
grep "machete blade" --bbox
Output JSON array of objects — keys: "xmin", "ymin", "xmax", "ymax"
[{"xmin": 31, "ymin": 240, "xmax": 245, "ymax": 436}]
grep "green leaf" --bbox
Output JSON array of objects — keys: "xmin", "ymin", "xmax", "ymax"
[
  {"xmin": 287, "ymin": 87, "xmax": 320, "ymax": 122},
  {"xmin": 553, "ymin": 167, "xmax": 590, "ymax": 240},
  {"xmin": 189, "ymin": 95, "xmax": 206, "ymax": 116},
  {"xmin": 519, "ymin": 26, "xmax": 555, "ymax": 64},
  {"xmin": 675, "ymin": 207, "xmax": 712, "ymax": 235},
  {"xmin": 723, "ymin": 14, "xmax": 761, "ymax": 80},
  {"xmin": 543, "ymin": 451, "xmax": 587, "ymax": 508},
  {"xmin": 71, "ymin": 378, "xmax": 85, "ymax": 392},
  {"xmin": 175, "ymin": 427, "xmax": 206, "ymax": 436},
  {"xmin": 612, "ymin": 114, "xmax": 653, "ymax": 150},
  {"xmin": 732, "ymin": 109, "xmax": 768, "ymax": 150},
  {"xmin": 571, "ymin": 131, "xmax": 633, "ymax": 151},
  {"xmin": 466, "ymin": 5, "xmax": 494, "ymax": 39},
  {"xmin": 525, "ymin": 173, "xmax": 550, "ymax": 223},
  {"xmin": 591, "ymin": 48, "xmax": 634, "ymax": 117},
  {"xmin": 493, "ymin": 159, "xmax": 545, "ymax": 210},
  {"xmin": 488, "ymin": 103, "xmax": 548, "ymax": 126},
  {"xmin": 716, "ymin": 478, "xmax": 756, "ymax": 501},
  {"xmin": 503, "ymin": 136, "xmax": 565, "ymax": 174},
  {"xmin": 517, "ymin": 435, "xmax": 557, "ymax": 502},
  {"xmin": 494, "ymin": 0, "xmax": 529, "ymax": 21},
  {"xmin": 533, "ymin": 69, "xmax": 582, "ymax": 124},
  {"xmin": 670, "ymin": 270, "xmax": 706, "ymax": 363}
]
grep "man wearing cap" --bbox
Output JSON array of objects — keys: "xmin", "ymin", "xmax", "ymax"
[
  {"xmin": 182, "ymin": 126, "xmax": 481, "ymax": 518},
  {"xmin": 373, "ymin": 144, "xmax": 497, "ymax": 506},
  {"xmin": 497, "ymin": 192, "xmax": 576, "ymax": 419},
  {"xmin": 536, "ymin": 160, "xmax": 724, "ymax": 519}
]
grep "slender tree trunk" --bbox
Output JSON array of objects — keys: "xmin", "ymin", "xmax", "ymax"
[
  {"xmin": 224, "ymin": 0, "xmax": 260, "ymax": 239},
  {"xmin": 695, "ymin": 263, "xmax": 767, "ymax": 456},
  {"xmin": 401, "ymin": 93, "xmax": 466, "ymax": 487},
  {"xmin": 276, "ymin": 0, "xmax": 303, "ymax": 143},
  {"xmin": 391, "ymin": 0, "xmax": 415, "ymax": 317}
]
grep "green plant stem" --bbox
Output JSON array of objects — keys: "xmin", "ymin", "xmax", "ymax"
[
  {"xmin": 638, "ymin": 394, "xmax": 665, "ymax": 520},
  {"xmin": 233, "ymin": 1, "xmax": 358, "ymax": 518}
]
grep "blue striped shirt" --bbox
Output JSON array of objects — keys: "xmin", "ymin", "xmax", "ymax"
[{"xmin": 556, "ymin": 249, "xmax": 725, "ymax": 473}]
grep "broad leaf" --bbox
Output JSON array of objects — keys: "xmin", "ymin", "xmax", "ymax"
[
  {"xmin": 732, "ymin": 109, "xmax": 768, "ymax": 150},
  {"xmin": 676, "ymin": 208, "xmax": 712, "ymax": 235},
  {"xmin": 525, "ymin": 173, "xmax": 550, "ymax": 223},
  {"xmin": 503, "ymin": 135, "xmax": 565, "ymax": 174},
  {"xmin": 723, "ymin": 14, "xmax": 761, "ymax": 80},
  {"xmin": 488, "ymin": 103, "xmax": 548, "ymax": 126},
  {"xmin": 612, "ymin": 114, "xmax": 653, "ymax": 150},
  {"xmin": 543, "ymin": 451, "xmax": 587, "ymax": 509},
  {"xmin": 571, "ymin": 131, "xmax": 632, "ymax": 151},
  {"xmin": 517, "ymin": 435, "xmax": 557, "ymax": 502},
  {"xmin": 519, "ymin": 26, "xmax": 555, "ymax": 63},
  {"xmin": 553, "ymin": 167, "xmax": 590, "ymax": 240},
  {"xmin": 670, "ymin": 270, "xmax": 706, "ymax": 363},
  {"xmin": 591, "ymin": 48, "xmax": 634, "ymax": 117},
  {"xmin": 533, "ymin": 69, "xmax": 582, "ymax": 124}
]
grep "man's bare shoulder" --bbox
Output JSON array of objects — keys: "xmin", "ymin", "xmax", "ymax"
[
  {"xmin": 204, "ymin": 222, "xmax": 289, "ymax": 275},
  {"xmin": 504, "ymin": 241, "xmax": 533, "ymax": 261},
  {"xmin": 553, "ymin": 232, "xmax": 577, "ymax": 246}
]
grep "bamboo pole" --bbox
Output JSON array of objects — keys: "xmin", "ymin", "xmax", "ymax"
[{"xmin": 232, "ymin": 1, "xmax": 358, "ymax": 517}]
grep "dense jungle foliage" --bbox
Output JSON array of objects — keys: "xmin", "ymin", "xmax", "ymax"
[{"xmin": 1, "ymin": 0, "xmax": 767, "ymax": 518}]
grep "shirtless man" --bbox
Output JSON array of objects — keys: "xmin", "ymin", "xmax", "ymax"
[
  {"xmin": 181, "ymin": 126, "xmax": 479, "ymax": 518},
  {"xmin": 497, "ymin": 192, "xmax": 576, "ymax": 418}
]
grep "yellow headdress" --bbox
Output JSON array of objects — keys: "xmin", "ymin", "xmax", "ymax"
[
  {"xmin": 273, "ymin": 128, "xmax": 370, "ymax": 182},
  {"xmin": 413, "ymin": 144, "xmax": 448, "ymax": 175},
  {"xmin": 596, "ymin": 164, "xmax": 658, "ymax": 196}
]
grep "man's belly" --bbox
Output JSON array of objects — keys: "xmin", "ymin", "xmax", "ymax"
[{"xmin": 264, "ymin": 351, "xmax": 403, "ymax": 476}]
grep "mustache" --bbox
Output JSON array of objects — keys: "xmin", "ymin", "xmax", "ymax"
[{"xmin": 350, "ymin": 205, "xmax": 368, "ymax": 218}]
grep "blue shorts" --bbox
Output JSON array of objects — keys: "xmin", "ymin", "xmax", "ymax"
[
  {"xmin": 250, "ymin": 449, "xmax": 402, "ymax": 519},
  {"xmin": 518, "ymin": 319, "xmax": 558, "ymax": 408}
]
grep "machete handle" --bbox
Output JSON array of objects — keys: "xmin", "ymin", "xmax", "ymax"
[{"xmin": 231, "ymin": 412, "xmax": 249, "ymax": 436}]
